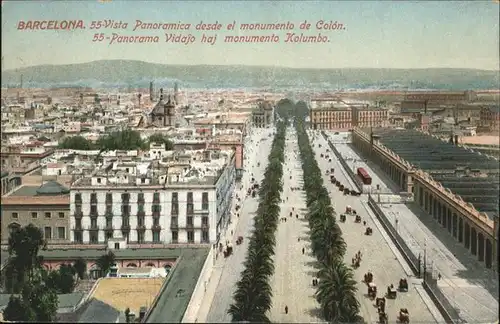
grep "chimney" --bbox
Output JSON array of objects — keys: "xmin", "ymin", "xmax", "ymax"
[{"xmin": 149, "ymin": 81, "xmax": 154, "ymax": 101}]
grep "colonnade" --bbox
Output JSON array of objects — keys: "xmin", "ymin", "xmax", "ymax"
[{"xmin": 351, "ymin": 130, "xmax": 496, "ymax": 270}]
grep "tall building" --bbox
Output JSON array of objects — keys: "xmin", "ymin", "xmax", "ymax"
[{"xmin": 69, "ymin": 150, "xmax": 236, "ymax": 245}]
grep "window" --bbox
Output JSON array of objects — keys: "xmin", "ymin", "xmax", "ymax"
[
  {"xmin": 122, "ymin": 231, "xmax": 130, "ymax": 243},
  {"xmin": 152, "ymin": 205, "xmax": 161, "ymax": 213},
  {"xmin": 90, "ymin": 205, "xmax": 98, "ymax": 215},
  {"xmin": 58, "ymin": 212, "xmax": 65, "ymax": 218},
  {"xmin": 90, "ymin": 193, "xmax": 97, "ymax": 203},
  {"xmin": 187, "ymin": 231, "xmax": 194, "ymax": 243},
  {"xmin": 75, "ymin": 193, "xmax": 82, "ymax": 203},
  {"xmin": 106, "ymin": 193, "xmax": 113, "ymax": 203},
  {"xmin": 121, "ymin": 205, "xmax": 130, "ymax": 215},
  {"xmin": 187, "ymin": 192, "xmax": 193, "ymax": 203},
  {"xmin": 121, "ymin": 193, "xmax": 130, "ymax": 202},
  {"xmin": 202, "ymin": 230, "xmax": 209, "ymax": 243},
  {"xmin": 171, "ymin": 216, "xmax": 178, "ymax": 227},
  {"xmin": 97, "ymin": 178, "xmax": 101, "ymax": 184},
  {"xmin": 171, "ymin": 231, "xmax": 178, "ymax": 243},
  {"xmin": 202, "ymin": 216, "xmax": 209, "ymax": 226},
  {"xmin": 202, "ymin": 192, "xmax": 209, "ymax": 210},
  {"xmin": 171, "ymin": 192, "xmax": 179, "ymax": 215},
  {"xmin": 74, "ymin": 231, "xmax": 83, "ymax": 244},
  {"xmin": 153, "ymin": 217, "xmax": 160, "ymax": 226},
  {"xmin": 153, "ymin": 192, "xmax": 160, "ymax": 202},
  {"xmin": 138, "ymin": 231, "xmax": 145, "ymax": 243},
  {"xmin": 57, "ymin": 227, "xmax": 66, "ymax": 239},
  {"xmin": 138, "ymin": 204, "xmax": 145, "ymax": 213},
  {"xmin": 187, "ymin": 216, "xmax": 193, "ymax": 226},
  {"xmin": 12, "ymin": 212, "xmax": 19, "ymax": 219},
  {"xmin": 44, "ymin": 227, "xmax": 52, "ymax": 239},
  {"xmin": 90, "ymin": 232, "xmax": 98, "ymax": 244},
  {"xmin": 137, "ymin": 193, "xmax": 144, "ymax": 202},
  {"xmin": 152, "ymin": 231, "xmax": 160, "ymax": 243},
  {"xmin": 91, "ymin": 218, "xmax": 98, "ymax": 228},
  {"xmin": 44, "ymin": 212, "xmax": 51, "ymax": 218}
]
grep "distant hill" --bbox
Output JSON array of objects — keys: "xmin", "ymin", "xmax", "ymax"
[{"xmin": 1, "ymin": 60, "xmax": 499, "ymax": 90}]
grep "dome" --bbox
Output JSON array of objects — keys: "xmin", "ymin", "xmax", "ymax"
[{"xmin": 36, "ymin": 180, "xmax": 70, "ymax": 196}]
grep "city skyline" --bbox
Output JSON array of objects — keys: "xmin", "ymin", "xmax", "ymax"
[{"xmin": 1, "ymin": 0, "xmax": 499, "ymax": 71}]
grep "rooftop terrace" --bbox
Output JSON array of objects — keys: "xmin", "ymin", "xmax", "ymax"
[{"xmin": 369, "ymin": 128, "xmax": 500, "ymax": 214}]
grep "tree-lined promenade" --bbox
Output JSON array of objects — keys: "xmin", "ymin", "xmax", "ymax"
[{"xmin": 227, "ymin": 121, "xmax": 286, "ymax": 322}]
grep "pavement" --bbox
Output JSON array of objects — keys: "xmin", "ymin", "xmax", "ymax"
[
  {"xmin": 267, "ymin": 127, "xmax": 322, "ymax": 323},
  {"xmin": 380, "ymin": 203, "xmax": 499, "ymax": 323},
  {"xmin": 321, "ymin": 130, "xmax": 499, "ymax": 323},
  {"xmin": 309, "ymin": 130, "xmax": 442, "ymax": 324},
  {"xmin": 196, "ymin": 127, "xmax": 275, "ymax": 323}
]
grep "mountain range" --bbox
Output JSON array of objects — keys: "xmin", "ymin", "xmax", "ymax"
[{"xmin": 1, "ymin": 60, "xmax": 499, "ymax": 90}]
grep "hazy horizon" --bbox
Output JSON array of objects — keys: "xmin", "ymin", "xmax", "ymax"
[
  {"xmin": 2, "ymin": 1, "xmax": 499, "ymax": 70},
  {"xmin": 3, "ymin": 58, "xmax": 499, "ymax": 73}
]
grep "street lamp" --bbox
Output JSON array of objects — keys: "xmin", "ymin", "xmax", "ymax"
[{"xmin": 423, "ymin": 239, "xmax": 427, "ymax": 281}]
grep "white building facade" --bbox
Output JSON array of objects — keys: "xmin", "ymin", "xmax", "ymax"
[{"xmin": 69, "ymin": 156, "xmax": 236, "ymax": 246}]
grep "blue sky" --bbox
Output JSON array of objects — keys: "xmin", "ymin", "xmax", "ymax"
[{"xmin": 1, "ymin": 0, "xmax": 499, "ymax": 70}]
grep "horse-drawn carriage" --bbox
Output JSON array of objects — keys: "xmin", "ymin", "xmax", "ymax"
[
  {"xmin": 387, "ymin": 285, "xmax": 397, "ymax": 299},
  {"xmin": 251, "ymin": 190, "xmax": 256, "ymax": 198},
  {"xmin": 398, "ymin": 308, "xmax": 410, "ymax": 324},
  {"xmin": 345, "ymin": 206, "xmax": 352, "ymax": 214},
  {"xmin": 399, "ymin": 278, "xmax": 408, "ymax": 291},
  {"xmin": 335, "ymin": 180, "xmax": 341, "ymax": 186},
  {"xmin": 223, "ymin": 244, "xmax": 233, "ymax": 257},
  {"xmin": 320, "ymin": 153, "xmax": 324, "ymax": 158},
  {"xmin": 352, "ymin": 254, "xmax": 361, "ymax": 268},
  {"xmin": 340, "ymin": 214, "xmax": 346, "ymax": 222},
  {"xmin": 365, "ymin": 227, "xmax": 373, "ymax": 235},
  {"xmin": 368, "ymin": 282, "xmax": 377, "ymax": 299},
  {"xmin": 343, "ymin": 188, "xmax": 350, "ymax": 195},
  {"xmin": 330, "ymin": 175, "xmax": 336, "ymax": 183},
  {"xmin": 355, "ymin": 215, "xmax": 362, "ymax": 223},
  {"xmin": 339, "ymin": 184, "xmax": 345, "ymax": 191},
  {"xmin": 328, "ymin": 159, "xmax": 332, "ymax": 162},
  {"xmin": 364, "ymin": 272, "xmax": 374, "ymax": 283},
  {"xmin": 350, "ymin": 189, "xmax": 360, "ymax": 196},
  {"xmin": 330, "ymin": 168, "xmax": 334, "ymax": 173},
  {"xmin": 376, "ymin": 297, "xmax": 387, "ymax": 323},
  {"xmin": 236, "ymin": 236, "xmax": 244, "ymax": 245}
]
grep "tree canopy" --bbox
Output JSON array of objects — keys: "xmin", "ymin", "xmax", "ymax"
[
  {"xmin": 58, "ymin": 129, "xmax": 174, "ymax": 152},
  {"xmin": 228, "ymin": 119, "xmax": 286, "ymax": 322}
]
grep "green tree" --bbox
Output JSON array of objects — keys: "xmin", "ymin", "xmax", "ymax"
[
  {"xmin": 227, "ymin": 121, "xmax": 286, "ymax": 322},
  {"xmin": 22, "ymin": 280, "xmax": 59, "ymax": 322},
  {"xmin": 45, "ymin": 264, "xmax": 76, "ymax": 294},
  {"xmin": 73, "ymin": 257, "xmax": 87, "ymax": 280},
  {"xmin": 96, "ymin": 129, "xmax": 147, "ymax": 151},
  {"xmin": 148, "ymin": 133, "xmax": 174, "ymax": 150},
  {"xmin": 316, "ymin": 260, "xmax": 360, "ymax": 323},
  {"xmin": 7, "ymin": 224, "xmax": 46, "ymax": 292},
  {"xmin": 58, "ymin": 135, "xmax": 94, "ymax": 150},
  {"xmin": 3, "ymin": 295, "xmax": 36, "ymax": 322},
  {"xmin": 96, "ymin": 251, "xmax": 116, "ymax": 277}
]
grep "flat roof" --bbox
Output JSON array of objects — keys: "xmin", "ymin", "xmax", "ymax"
[
  {"xmin": 39, "ymin": 247, "xmax": 183, "ymax": 260},
  {"xmin": 368, "ymin": 128, "xmax": 499, "ymax": 215},
  {"xmin": 145, "ymin": 247, "xmax": 210, "ymax": 323},
  {"xmin": 90, "ymin": 278, "xmax": 164, "ymax": 316}
]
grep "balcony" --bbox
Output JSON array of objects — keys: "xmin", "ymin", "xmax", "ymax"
[
  {"xmin": 89, "ymin": 224, "xmax": 99, "ymax": 231},
  {"xmin": 105, "ymin": 210, "xmax": 113, "ymax": 217},
  {"xmin": 201, "ymin": 223, "xmax": 209, "ymax": 229},
  {"xmin": 137, "ymin": 210, "xmax": 145, "ymax": 217},
  {"xmin": 74, "ymin": 224, "xmax": 83, "ymax": 231},
  {"xmin": 89, "ymin": 211, "xmax": 98, "ymax": 217},
  {"xmin": 105, "ymin": 198, "xmax": 113, "ymax": 205},
  {"xmin": 90, "ymin": 199, "xmax": 98, "ymax": 205},
  {"xmin": 137, "ymin": 197, "xmax": 145, "ymax": 204},
  {"xmin": 152, "ymin": 211, "xmax": 160, "ymax": 217},
  {"xmin": 121, "ymin": 199, "xmax": 130, "ymax": 204},
  {"xmin": 121, "ymin": 224, "xmax": 131, "ymax": 231},
  {"xmin": 74, "ymin": 211, "xmax": 83, "ymax": 219},
  {"xmin": 105, "ymin": 223, "xmax": 114, "ymax": 231},
  {"xmin": 152, "ymin": 224, "xmax": 162, "ymax": 231},
  {"xmin": 136, "ymin": 224, "xmax": 146, "ymax": 231},
  {"xmin": 170, "ymin": 222, "xmax": 179, "ymax": 229},
  {"xmin": 186, "ymin": 223, "xmax": 194, "ymax": 229},
  {"xmin": 153, "ymin": 198, "xmax": 160, "ymax": 204}
]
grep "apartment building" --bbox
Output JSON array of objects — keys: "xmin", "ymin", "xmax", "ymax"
[
  {"xmin": 69, "ymin": 149, "xmax": 236, "ymax": 246},
  {"xmin": 1, "ymin": 180, "xmax": 71, "ymax": 245},
  {"xmin": 309, "ymin": 100, "xmax": 352, "ymax": 130},
  {"xmin": 479, "ymin": 106, "xmax": 500, "ymax": 132},
  {"xmin": 352, "ymin": 106, "xmax": 389, "ymax": 128}
]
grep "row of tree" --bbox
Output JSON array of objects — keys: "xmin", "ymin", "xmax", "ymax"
[
  {"xmin": 58, "ymin": 129, "xmax": 174, "ymax": 151},
  {"xmin": 227, "ymin": 121, "xmax": 287, "ymax": 322},
  {"xmin": 295, "ymin": 117, "xmax": 362, "ymax": 322},
  {"xmin": 2, "ymin": 224, "xmax": 118, "ymax": 322}
]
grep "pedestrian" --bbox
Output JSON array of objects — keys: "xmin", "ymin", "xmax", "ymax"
[
  {"xmin": 231, "ymin": 230, "xmax": 233, "ymax": 236},
  {"xmin": 298, "ymin": 237, "xmax": 300, "ymax": 242},
  {"xmin": 438, "ymin": 273, "xmax": 442, "ymax": 280},
  {"xmin": 285, "ymin": 305, "xmax": 288, "ymax": 314},
  {"xmin": 302, "ymin": 247, "xmax": 305, "ymax": 254}
]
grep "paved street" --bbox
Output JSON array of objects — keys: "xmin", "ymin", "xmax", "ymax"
[
  {"xmin": 323, "ymin": 131, "xmax": 498, "ymax": 322},
  {"xmin": 268, "ymin": 127, "xmax": 322, "ymax": 323},
  {"xmin": 310, "ymin": 131, "xmax": 442, "ymax": 324},
  {"xmin": 380, "ymin": 203, "xmax": 499, "ymax": 322},
  {"xmin": 198, "ymin": 127, "xmax": 275, "ymax": 323}
]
